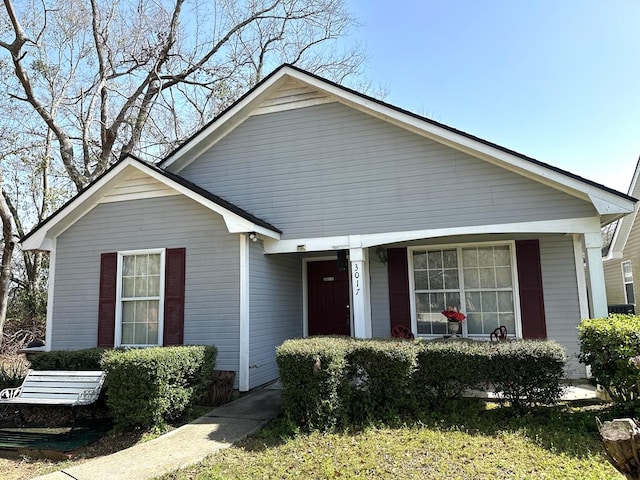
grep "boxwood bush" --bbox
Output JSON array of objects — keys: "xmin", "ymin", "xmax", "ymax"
[
  {"xmin": 414, "ymin": 340, "xmax": 489, "ymax": 402},
  {"xmin": 578, "ymin": 315, "xmax": 640, "ymax": 405},
  {"xmin": 489, "ymin": 340, "xmax": 566, "ymax": 410},
  {"xmin": 347, "ymin": 339, "xmax": 419, "ymax": 421},
  {"xmin": 101, "ymin": 345, "xmax": 217, "ymax": 429},
  {"xmin": 27, "ymin": 347, "xmax": 108, "ymax": 370},
  {"xmin": 276, "ymin": 337, "xmax": 353, "ymax": 430},
  {"xmin": 277, "ymin": 337, "xmax": 566, "ymax": 430}
]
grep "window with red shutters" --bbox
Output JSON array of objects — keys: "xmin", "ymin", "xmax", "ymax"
[
  {"xmin": 97, "ymin": 248, "xmax": 186, "ymax": 347},
  {"xmin": 389, "ymin": 241, "xmax": 547, "ymax": 339}
]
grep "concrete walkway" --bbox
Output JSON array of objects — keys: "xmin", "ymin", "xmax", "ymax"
[{"xmin": 32, "ymin": 388, "xmax": 282, "ymax": 480}]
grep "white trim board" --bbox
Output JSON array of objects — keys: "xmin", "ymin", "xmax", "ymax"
[
  {"xmin": 263, "ymin": 217, "xmax": 603, "ymax": 255},
  {"xmin": 21, "ymin": 157, "xmax": 281, "ymax": 252}
]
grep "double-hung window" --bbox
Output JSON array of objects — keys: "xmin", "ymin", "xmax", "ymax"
[
  {"xmin": 622, "ymin": 260, "xmax": 635, "ymax": 304},
  {"xmin": 116, "ymin": 249, "xmax": 165, "ymax": 347},
  {"xmin": 411, "ymin": 243, "xmax": 519, "ymax": 337}
]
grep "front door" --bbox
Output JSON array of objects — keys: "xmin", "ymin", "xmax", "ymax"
[{"xmin": 307, "ymin": 260, "xmax": 350, "ymax": 336}]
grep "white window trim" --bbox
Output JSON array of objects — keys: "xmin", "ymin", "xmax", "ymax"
[
  {"xmin": 408, "ymin": 240, "xmax": 522, "ymax": 339},
  {"xmin": 622, "ymin": 260, "xmax": 635, "ymax": 304},
  {"xmin": 115, "ymin": 248, "xmax": 166, "ymax": 347}
]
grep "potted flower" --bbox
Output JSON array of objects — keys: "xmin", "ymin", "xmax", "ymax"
[{"xmin": 441, "ymin": 306, "xmax": 466, "ymax": 336}]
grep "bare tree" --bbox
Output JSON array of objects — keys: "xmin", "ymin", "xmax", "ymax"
[
  {"xmin": 0, "ymin": 0, "xmax": 364, "ymax": 190},
  {"xmin": 0, "ymin": 0, "xmax": 365, "ymax": 336}
]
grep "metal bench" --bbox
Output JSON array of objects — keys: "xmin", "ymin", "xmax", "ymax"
[{"xmin": 0, "ymin": 370, "xmax": 106, "ymax": 427}]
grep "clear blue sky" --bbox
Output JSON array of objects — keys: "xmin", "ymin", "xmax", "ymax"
[{"xmin": 341, "ymin": 0, "xmax": 639, "ymax": 193}]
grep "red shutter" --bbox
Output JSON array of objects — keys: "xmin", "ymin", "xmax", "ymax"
[
  {"xmin": 387, "ymin": 247, "xmax": 411, "ymax": 332},
  {"xmin": 515, "ymin": 240, "xmax": 547, "ymax": 339},
  {"xmin": 97, "ymin": 253, "xmax": 117, "ymax": 347},
  {"xmin": 163, "ymin": 248, "xmax": 186, "ymax": 345}
]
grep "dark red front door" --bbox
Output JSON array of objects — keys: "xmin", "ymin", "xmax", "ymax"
[{"xmin": 308, "ymin": 260, "xmax": 350, "ymax": 336}]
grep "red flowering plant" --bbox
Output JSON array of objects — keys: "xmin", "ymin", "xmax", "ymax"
[{"xmin": 441, "ymin": 306, "xmax": 466, "ymax": 323}]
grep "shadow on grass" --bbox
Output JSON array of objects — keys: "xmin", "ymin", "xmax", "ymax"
[{"xmin": 235, "ymin": 398, "xmax": 617, "ymax": 461}]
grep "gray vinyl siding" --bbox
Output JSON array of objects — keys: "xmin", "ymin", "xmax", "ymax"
[
  {"xmin": 539, "ymin": 235, "xmax": 585, "ymax": 377},
  {"xmin": 605, "ymin": 212, "xmax": 640, "ymax": 307},
  {"xmin": 370, "ymin": 250, "xmax": 391, "ymax": 337},
  {"xmin": 52, "ymin": 195, "xmax": 241, "ymax": 374},
  {"xmin": 604, "ymin": 259, "xmax": 625, "ymax": 305},
  {"xmin": 248, "ymin": 245, "xmax": 303, "ymax": 388},
  {"xmin": 179, "ymin": 102, "xmax": 596, "ymax": 239}
]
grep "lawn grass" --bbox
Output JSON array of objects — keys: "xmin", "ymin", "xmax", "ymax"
[
  {"xmin": 0, "ymin": 400, "xmax": 626, "ymax": 480},
  {"xmin": 159, "ymin": 400, "xmax": 624, "ymax": 480}
]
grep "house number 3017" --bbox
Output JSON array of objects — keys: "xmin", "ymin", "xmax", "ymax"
[{"xmin": 353, "ymin": 263, "xmax": 360, "ymax": 296}]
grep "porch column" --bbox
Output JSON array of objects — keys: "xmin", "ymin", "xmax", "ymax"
[
  {"xmin": 349, "ymin": 246, "xmax": 372, "ymax": 338},
  {"xmin": 572, "ymin": 234, "xmax": 589, "ymax": 320},
  {"xmin": 239, "ymin": 234, "xmax": 250, "ymax": 392},
  {"xmin": 584, "ymin": 232, "xmax": 608, "ymax": 318}
]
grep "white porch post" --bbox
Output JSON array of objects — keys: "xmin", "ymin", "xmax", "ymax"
[
  {"xmin": 583, "ymin": 232, "xmax": 608, "ymax": 318},
  {"xmin": 349, "ymin": 246, "xmax": 372, "ymax": 338},
  {"xmin": 44, "ymin": 240, "xmax": 56, "ymax": 351},
  {"xmin": 239, "ymin": 234, "xmax": 250, "ymax": 392},
  {"xmin": 572, "ymin": 234, "xmax": 589, "ymax": 320}
]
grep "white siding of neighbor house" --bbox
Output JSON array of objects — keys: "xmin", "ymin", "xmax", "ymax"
[
  {"xmin": 539, "ymin": 235, "xmax": 585, "ymax": 378},
  {"xmin": 248, "ymin": 245, "xmax": 303, "ymax": 388},
  {"xmin": 52, "ymin": 195, "xmax": 242, "ymax": 374},
  {"xmin": 178, "ymin": 102, "xmax": 596, "ymax": 239},
  {"xmin": 604, "ymin": 259, "xmax": 625, "ymax": 305}
]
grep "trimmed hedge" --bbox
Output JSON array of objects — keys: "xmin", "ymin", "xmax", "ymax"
[
  {"xmin": 414, "ymin": 340, "xmax": 488, "ymax": 402},
  {"xmin": 276, "ymin": 337, "xmax": 352, "ymax": 430},
  {"xmin": 101, "ymin": 345, "xmax": 217, "ymax": 429},
  {"xmin": 347, "ymin": 339, "xmax": 419, "ymax": 421},
  {"xmin": 578, "ymin": 315, "xmax": 640, "ymax": 405},
  {"xmin": 277, "ymin": 337, "xmax": 566, "ymax": 430},
  {"xmin": 489, "ymin": 340, "xmax": 566, "ymax": 409},
  {"xmin": 27, "ymin": 348, "xmax": 107, "ymax": 370}
]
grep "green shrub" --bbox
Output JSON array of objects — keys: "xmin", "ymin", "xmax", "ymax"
[
  {"xmin": 578, "ymin": 315, "xmax": 640, "ymax": 405},
  {"xmin": 27, "ymin": 348, "xmax": 107, "ymax": 370},
  {"xmin": 276, "ymin": 337, "xmax": 353, "ymax": 430},
  {"xmin": 101, "ymin": 345, "xmax": 217, "ymax": 429},
  {"xmin": 277, "ymin": 337, "xmax": 566, "ymax": 430},
  {"xmin": 489, "ymin": 340, "xmax": 566, "ymax": 410},
  {"xmin": 414, "ymin": 340, "xmax": 490, "ymax": 402},
  {"xmin": 347, "ymin": 339, "xmax": 420, "ymax": 421}
]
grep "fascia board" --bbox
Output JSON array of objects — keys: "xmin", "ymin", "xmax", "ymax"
[
  {"xmin": 608, "ymin": 158, "xmax": 640, "ymax": 254},
  {"xmin": 295, "ymin": 71, "xmax": 635, "ymax": 213},
  {"xmin": 165, "ymin": 65, "xmax": 633, "ymax": 216},
  {"xmin": 588, "ymin": 192, "xmax": 636, "ymax": 216},
  {"xmin": 263, "ymin": 216, "xmax": 602, "ymax": 254},
  {"xmin": 21, "ymin": 161, "xmax": 137, "ymax": 251},
  {"xmin": 161, "ymin": 72, "xmax": 293, "ymax": 171},
  {"xmin": 21, "ymin": 159, "xmax": 280, "ymax": 251},
  {"xmin": 133, "ymin": 164, "xmax": 279, "ymax": 239}
]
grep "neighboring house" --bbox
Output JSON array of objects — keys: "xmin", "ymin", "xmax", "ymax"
[
  {"xmin": 21, "ymin": 65, "xmax": 636, "ymax": 390},
  {"xmin": 603, "ymin": 159, "xmax": 640, "ymax": 310}
]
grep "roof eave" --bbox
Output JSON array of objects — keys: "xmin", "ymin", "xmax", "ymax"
[
  {"xmin": 160, "ymin": 64, "xmax": 635, "ymax": 214},
  {"xmin": 20, "ymin": 157, "xmax": 281, "ymax": 251}
]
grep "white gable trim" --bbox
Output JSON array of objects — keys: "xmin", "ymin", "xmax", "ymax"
[
  {"xmin": 160, "ymin": 66, "xmax": 634, "ymax": 221},
  {"xmin": 21, "ymin": 157, "xmax": 280, "ymax": 251}
]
